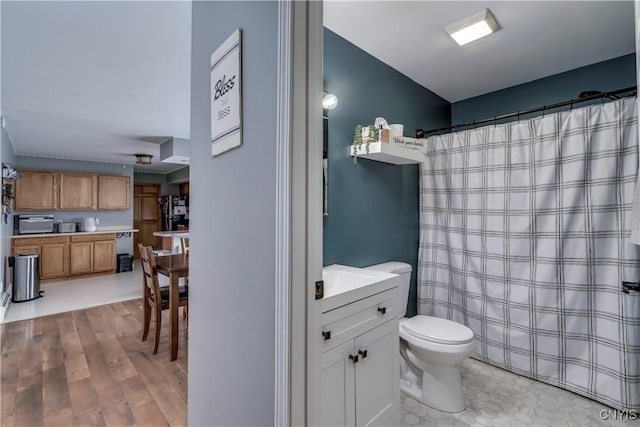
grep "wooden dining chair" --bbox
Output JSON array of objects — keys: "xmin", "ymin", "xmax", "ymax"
[
  {"xmin": 180, "ymin": 237, "xmax": 189, "ymax": 254},
  {"xmin": 138, "ymin": 243, "xmax": 189, "ymax": 354}
]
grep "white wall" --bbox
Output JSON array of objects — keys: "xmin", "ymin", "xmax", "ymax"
[{"xmin": 189, "ymin": 1, "xmax": 279, "ymax": 424}]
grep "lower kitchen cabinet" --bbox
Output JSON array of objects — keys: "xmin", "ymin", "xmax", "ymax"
[
  {"xmin": 13, "ymin": 233, "xmax": 117, "ymax": 280},
  {"xmin": 319, "ymin": 288, "xmax": 400, "ymax": 427},
  {"xmin": 40, "ymin": 243, "xmax": 70, "ymax": 279},
  {"xmin": 13, "ymin": 236, "xmax": 70, "ymax": 280},
  {"xmin": 93, "ymin": 239, "xmax": 116, "ymax": 271},
  {"xmin": 70, "ymin": 234, "xmax": 116, "ymax": 275},
  {"xmin": 70, "ymin": 242, "xmax": 93, "ymax": 274}
]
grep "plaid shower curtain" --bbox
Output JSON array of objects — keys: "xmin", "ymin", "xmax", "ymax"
[{"xmin": 418, "ymin": 97, "xmax": 640, "ymax": 410}]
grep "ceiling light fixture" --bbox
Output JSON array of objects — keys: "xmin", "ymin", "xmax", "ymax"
[
  {"xmin": 322, "ymin": 93, "xmax": 338, "ymax": 110},
  {"xmin": 134, "ymin": 154, "xmax": 153, "ymax": 165},
  {"xmin": 445, "ymin": 9, "xmax": 499, "ymax": 46}
]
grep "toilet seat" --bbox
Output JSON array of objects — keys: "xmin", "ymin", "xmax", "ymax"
[{"xmin": 401, "ymin": 316, "xmax": 474, "ymax": 345}]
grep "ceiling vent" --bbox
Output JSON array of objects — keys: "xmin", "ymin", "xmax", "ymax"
[{"xmin": 160, "ymin": 137, "xmax": 190, "ymax": 165}]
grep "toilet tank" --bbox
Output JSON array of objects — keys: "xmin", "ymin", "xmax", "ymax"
[{"xmin": 365, "ymin": 261, "xmax": 412, "ymax": 317}]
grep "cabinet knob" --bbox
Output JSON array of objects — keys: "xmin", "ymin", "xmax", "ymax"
[
  {"xmin": 349, "ymin": 354, "xmax": 359, "ymax": 364},
  {"xmin": 322, "ymin": 330, "xmax": 331, "ymax": 340},
  {"xmin": 377, "ymin": 306, "xmax": 387, "ymax": 315},
  {"xmin": 358, "ymin": 349, "xmax": 368, "ymax": 359}
]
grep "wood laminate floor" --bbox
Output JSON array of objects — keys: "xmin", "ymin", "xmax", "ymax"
[{"xmin": 1, "ymin": 299, "xmax": 188, "ymax": 427}]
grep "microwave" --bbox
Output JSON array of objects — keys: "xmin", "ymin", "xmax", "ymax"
[{"xmin": 16, "ymin": 215, "xmax": 55, "ymax": 234}]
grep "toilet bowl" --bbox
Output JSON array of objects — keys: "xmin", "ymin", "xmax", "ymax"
[
  {"xmin": 399, "ymin": 316, "xmax": 474, "ymax": 412},
  {"xmin": 365, "ymin": 262, "xmax": 475, "ymax": 413}
]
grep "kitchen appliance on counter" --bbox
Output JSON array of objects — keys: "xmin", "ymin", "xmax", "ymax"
[
  {"xmin": 57, "ymin": 222, "xmax": 78, "ymax": 233},
  {"xmin": 15, "ymin": 215, "xmax": 54, "ymax": 234},
  {"xmin": 82, "ymin": 217, "xmax": 99, "ymax": 232},
  {"xmin": 159, "ymin": 195, "xmax": 189, "ymax": 231}
]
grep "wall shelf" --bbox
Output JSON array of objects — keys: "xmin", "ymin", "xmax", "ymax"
[{"xmin": 349, "ymin": 138, "xmax": 425, "ymax": 165}]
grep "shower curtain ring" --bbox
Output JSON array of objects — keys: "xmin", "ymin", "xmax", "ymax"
[
  {"xmin": 542, "ymin": 106, "xmax": 546, "ymax": 117},
  {"xmin": 494, "ymin": 116, "xmax": 497, "ymax": 127},
  {"xmin": 570, "ymin": 100, "xmax": 573, "ymax": 111}
]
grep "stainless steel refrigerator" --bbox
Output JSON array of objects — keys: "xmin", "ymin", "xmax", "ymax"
[{"xmin": 159, "ymin": 195, "xmax": 189, "ymax": 231}]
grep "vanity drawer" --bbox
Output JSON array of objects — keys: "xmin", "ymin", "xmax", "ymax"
[{"xmin": 319, "ymin": 287, "xmax": 397, "ymax": 352}]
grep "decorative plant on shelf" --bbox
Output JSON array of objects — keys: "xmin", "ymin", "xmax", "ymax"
[{"xmin": 352, "ymin": 124, "xmax": 378, "ymax": 164}]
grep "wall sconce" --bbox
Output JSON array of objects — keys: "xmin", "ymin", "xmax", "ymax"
[
  {"xmin": 322, "ymin": 92, "xmax": 338, "ymax": 110},
  {"xmin": 135, "ymin": 154, "xmax": 153, "ymax": 165}
]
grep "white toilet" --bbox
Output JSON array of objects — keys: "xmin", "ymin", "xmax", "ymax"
[{"xmin": 365, "ymin": 262, "xmax": 475, "ymax": 413}]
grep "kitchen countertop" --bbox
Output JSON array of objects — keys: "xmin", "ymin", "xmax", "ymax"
[
  {"xmin": 11, "ymin": 228, "xmax": 138, "ymax": 239},
  {"xmin": 153, "ymin": 231, "xmax": 189, "ymax": 237}
]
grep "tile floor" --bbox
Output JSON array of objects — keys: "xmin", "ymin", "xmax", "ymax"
[
  {"xmin": 1, "ymin": 264, "xmax": 142, "ymax": 324},
  {"xmin": 401, "ymin": 358, "xmax": 638, "ymax": 426}
]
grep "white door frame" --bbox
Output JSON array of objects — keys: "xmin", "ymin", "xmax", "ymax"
[{"xmin": 274, "ymin": 1, "xmax": 324, "ymax": 425}]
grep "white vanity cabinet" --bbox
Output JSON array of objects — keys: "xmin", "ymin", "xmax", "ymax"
[{"xmin": 318, "ymin": 286, "xmax": 400, "ymax": 427}]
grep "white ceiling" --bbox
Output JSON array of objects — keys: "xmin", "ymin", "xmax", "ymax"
[
  {"xmin": 1, "ymin": 1, "xmax": 635, "ymax": 172},
  {"xmin": 324, "ymin": 1, "xmax": 636, "ymax": 102},
  {"xmin": 1, "ymin": 1, "xmax": 191, "ymax": 173}
]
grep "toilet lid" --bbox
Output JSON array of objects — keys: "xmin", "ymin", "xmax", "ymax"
[{"xmin": 402, "ymin": 316, "xmax": 474, "ymax": 344}]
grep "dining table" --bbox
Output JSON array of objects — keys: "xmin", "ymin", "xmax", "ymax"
[{"xmin": 154, "ymin": 253, "xmax": 189, "ymax": 361}]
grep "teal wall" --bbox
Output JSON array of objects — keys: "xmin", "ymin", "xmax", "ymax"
[
  {"xmin": 452, "ymin": 54, "xmax": 636, "ymax": 125},
  {"xmin": 323, "ymin": 29, "xmax": 450, "ymax": 317}
]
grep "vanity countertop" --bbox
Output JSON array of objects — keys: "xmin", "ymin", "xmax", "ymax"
[{"xmin": 321, "ymin": 264, "xmax": 400, "ymax": 312}]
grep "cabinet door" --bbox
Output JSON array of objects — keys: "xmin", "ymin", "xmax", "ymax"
[
  {"xmin": 59, "ymin": 173, "xmax": 97, "ymax": 210},
  {"xmin": 319, "ymin": 340, "xmax": 356, "ymax": 427},
  {"xmin": 354, "ymin": 319, "xmax": 400, "ymax": 427},
  {"xmin": 14, "ymin": 171, "xmax": 58, "ymax": 210},
  {"xmin": 98, "ymin": 175, "xmax": 130, "ymax": 210},
  {"xmin": 139, "ymin": 222, "xmax": 159, "ymax": 249},
  {"xmin": 134, "ymin": 196, "xmax": 142, "ymax": 222},
  {"xmin": 141, "ymin": 195, "xmax": 159, "ymax": 221},
  {"xmin": 93, "ymin": 240, "xmax": 116, "ymax": 272},
  {"xmin": 70, "ymin": 242, "xmax": 93, "ymax": 274},
  {"xmin": 40, "ymin": 243, "xmax": 69, "ymax": 279}
]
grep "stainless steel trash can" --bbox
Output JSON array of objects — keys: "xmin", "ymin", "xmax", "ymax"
[{"xmin": 11, "ymin": 254, "xmax": 41, "ymax": 302}]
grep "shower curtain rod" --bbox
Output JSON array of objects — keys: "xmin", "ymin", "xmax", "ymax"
[{"xmin": 419, "ymin": 85, "xmax": 637, "ymax": 137}]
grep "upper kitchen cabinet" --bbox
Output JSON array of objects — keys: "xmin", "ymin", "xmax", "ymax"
[
  {"xmin": 97, "ymin": 175, "xmax": 131, "ymax": 210},
  {"xmin": 59, "ymin": 173, "xmax": 98, "ymax": 210},
  {"xmin": 15, "ymin": 170, "xmax": 130, "ymax": 211},
  {"xmin": 14, "ymin": 171, "xmax": 58, "ymax": 211}
]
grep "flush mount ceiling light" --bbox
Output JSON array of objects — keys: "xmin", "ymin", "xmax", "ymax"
[
  {"xmin": 445, "ymin": 9, "xmax": 499, "ymax": 46},
  {"xmin": 322, "ymin": 93, "xmax": 338, "ymax": 110},
  {"xmin": 134, "ymin": 154, "xmax": 153, "ymax": 165}
]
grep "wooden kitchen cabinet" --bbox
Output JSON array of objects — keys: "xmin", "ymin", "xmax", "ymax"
[
  {"xmin": 40, "ymin": 243, "xmax": 70, "ymax": 279},
  {"xmin": 15, "ymin": 170, "xmax": 130, "ymax": 211},
  {"xmin": 70, "ymin": 234, "xmax": 116, "ymax": 274},
  {"xmin": 98, "ymin": 175, "xmax": 130, "ymax": 210},
  {"xmin": 70, "ymin": 242, "xmax": 93, "ymax": 274},
  {"xmin": 59, "ymin": 173, "xmax": 97, "ymax": 210},
  {"xmin": 93, "ymin": 239, "xmax": 116, "ymax": 271},
  {"xmin": 13, "ymin": 236, "xmax": 70, "ymax": 280},
  {"xmin": 14, "ymin": 171, "xmax": 58, "ymax": 211},
  {"xmin": 13, "ymin": 234, "xmax": 117, "ymax": 281}
]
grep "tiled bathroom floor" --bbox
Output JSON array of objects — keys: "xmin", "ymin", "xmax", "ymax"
[{"xmin": 401, "ymin": 358, "xmax": 638, "ymax": 426}]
